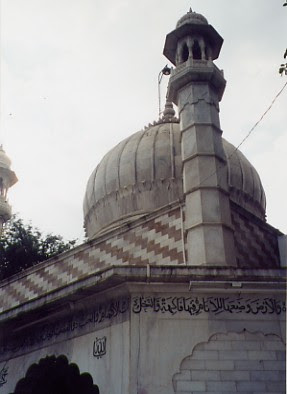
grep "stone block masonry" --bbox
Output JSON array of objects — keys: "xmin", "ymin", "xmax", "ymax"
[{"xmin": 173, "ymin": 331, "xmax": 286, "ymax": 393}]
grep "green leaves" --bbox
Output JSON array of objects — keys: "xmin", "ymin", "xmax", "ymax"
[
  {"xmin": 0, "ymin": 215, "xmax": 76, "ymax": 280},
  {"xmin": 280, "ymin": 3, "xmax": 287, "ymax": 74},
  {"xmin": 279, "ymin": 50, "xmax": 287, "ymax": 75},
  {"xmin": 279, "ymin": 63, "xmax": 287, "ymax": 75}
]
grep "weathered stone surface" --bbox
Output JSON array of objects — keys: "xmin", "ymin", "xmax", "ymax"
[{"xmin": 174, "ymin": 331, "xmax": 286, "ymax": 394}]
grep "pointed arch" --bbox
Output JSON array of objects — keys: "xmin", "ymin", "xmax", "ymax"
[
  {"xmin": 13, "ymin": 355, "xmax": 99, "ymax": 394},
  {"xmin": 192, "ymin": 40, "xmax": 201, "ymax": 60},
  {"xmin": 181, "ymin": 42, "xmax": 189, "ymax": 62}
]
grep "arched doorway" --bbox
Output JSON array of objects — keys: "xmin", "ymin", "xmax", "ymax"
[{"xmin": 13, "ymin": 355, "xmax": 99, "ymax": 394}]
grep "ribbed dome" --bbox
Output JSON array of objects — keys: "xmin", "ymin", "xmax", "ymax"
[{"xmin": 83, "ymin": 122, "xmax": 266, "ymax": 239}]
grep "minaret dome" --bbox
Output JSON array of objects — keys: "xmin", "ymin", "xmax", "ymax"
[{"xmin": 164, "ymin": 9, "xmax": 223, "ymax": 67}]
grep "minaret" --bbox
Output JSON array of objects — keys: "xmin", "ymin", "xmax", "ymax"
[
  {"xmin": 164, "ymin": 10, "xmax": 236, "ymax": 266},
  {"xmin": 0, "ymin": 146, "xmax": 17, "ymax": 234}
]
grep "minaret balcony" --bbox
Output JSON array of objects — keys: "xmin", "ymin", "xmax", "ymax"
[{"xmin": 168, "ymin": 61, "xmax": 226, "ymax": 104}]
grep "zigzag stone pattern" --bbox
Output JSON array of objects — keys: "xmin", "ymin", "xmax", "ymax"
[
  {"xmin": 231, "ymin": 203, "xmax": 281, "ymax": 268},
  {"xmin": 0, "ymin": 207, "xmax": 184, "ymax": 313}
]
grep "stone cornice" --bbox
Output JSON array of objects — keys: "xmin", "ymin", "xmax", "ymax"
[{"xmin": 0, "ymin": 265, "xmax": 285, "ymax": 324}]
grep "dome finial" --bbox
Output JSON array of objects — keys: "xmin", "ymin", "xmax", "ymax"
[{"xmin": 162, "ymin": 100, "xmax": 176, "ymax": 122}]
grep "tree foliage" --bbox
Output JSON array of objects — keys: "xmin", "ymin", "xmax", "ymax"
[
  {"xmin": 0, "ymin": 216, "xmax": 76, "ymax": 280},
  {"xmin": 279, "ymin": 49, "xmax": 287, "ymax": 76}
]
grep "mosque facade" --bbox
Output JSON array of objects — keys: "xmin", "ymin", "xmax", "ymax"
[{"xmin": 0, "ymin": 9, "xmax": 286, "ymax": 394}]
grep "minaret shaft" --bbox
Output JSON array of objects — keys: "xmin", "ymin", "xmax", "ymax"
[
  {"xmin": 172, "ymin": 66, "xmax": 235, "ymax": 265},
  {"xmin": 164, "ymin": 11, "xmax": 236, "ymax": 266}
]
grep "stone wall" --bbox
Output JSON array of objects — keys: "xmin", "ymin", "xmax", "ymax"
[
  {"xmin": 1, "ymin": 288, "xmax": 285, "ymax": 394},
  {"xmin": 173, "ymin": 331, "xmax": 286, "ymax": 393}
]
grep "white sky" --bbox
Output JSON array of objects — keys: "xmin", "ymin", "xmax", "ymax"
[{"xmin": 0, "ymin": 0, "xmax": 286, "ymax": 242}]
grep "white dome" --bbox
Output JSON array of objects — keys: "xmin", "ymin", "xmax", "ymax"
[
  {"xmin": 176, "ymin": 9, "xmax": 208, "ymax": 28},
  {"xmin": 83, "ymin": 121, "xmax": 266, "ymax": 239}
]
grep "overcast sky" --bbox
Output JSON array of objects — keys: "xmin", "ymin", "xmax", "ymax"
[{"xmin": 0, "ymin": 0, "xmax": 286, "ymax": 242}]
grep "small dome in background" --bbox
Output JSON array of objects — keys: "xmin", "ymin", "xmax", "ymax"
[
  {"xmin": 83, "ymin": 122, "xmax": 266, "ymax": 239},
  {"xmin": 176, "ymin": 9, "xmax": 208, "ymax": 28},
  {"xmin": 0, "ymin": 146, "xmax": 12, "ymax": 169},
  {"xmin": 0, "ymin": 146, "xmax": 17, "ymax": 229}
]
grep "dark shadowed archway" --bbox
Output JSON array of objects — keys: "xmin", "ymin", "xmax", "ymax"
[{"xmin": 13, "ymin": 355, "xmax": 99, "ymax": 394}]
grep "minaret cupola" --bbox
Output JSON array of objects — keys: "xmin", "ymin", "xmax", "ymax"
[
  {"xmin": 164, "ymin": 9, "xmax": 226, "ymax": 103},
  {"xmin": 164, "ymin": 9, "xmax": 223, "ymax": 64},
  {"xmin": 0, "ymin": 146, "xmax": 18, "ymax": 234}
]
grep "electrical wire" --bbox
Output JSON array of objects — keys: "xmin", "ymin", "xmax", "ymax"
[
  {"xmin": 199, "ymin": 80, "xmax": 287, "ymax": 186},
  {"xmin": 233, "ymin": 80, "xmax": 287, "ymax": 154}
]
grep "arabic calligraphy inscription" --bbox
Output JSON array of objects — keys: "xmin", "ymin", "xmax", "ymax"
[
  {"xmin": 93, "ymin": 337, "xmax": 107, "ymax": 359},
  {"xmin": 132, "ymin": 296, "xmax": 286, "ymax": 316},
  {"xmin": 0, "ymin": 363, "xmax": 8, "ymax": 388}
]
